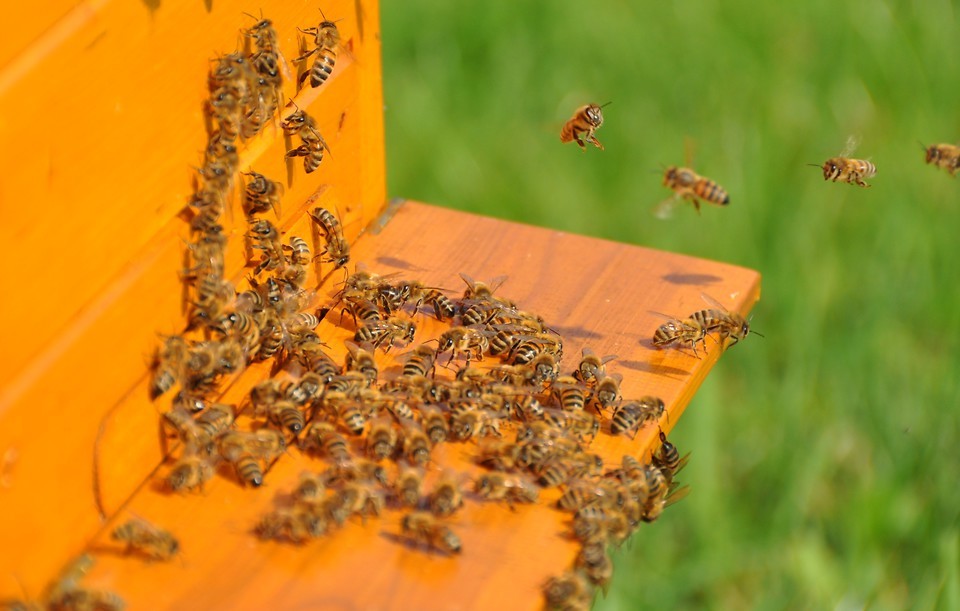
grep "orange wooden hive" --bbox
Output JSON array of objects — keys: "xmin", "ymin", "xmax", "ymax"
[{"xmin": 0, "ymin": 1, "xmax": 760, "ymax": 609}]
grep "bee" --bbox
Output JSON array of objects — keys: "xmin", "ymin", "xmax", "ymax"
[
  {"xmin": 544, "ymin": 409, "xmax": 600, "ymax": 444},
  {"xmin": 437, "ymin": 326, "xmax": 490, "ymax": 364},
  {"xmin": 344, "ymin": 341, "xmax": 379, "ymax": 385},
  {"xmin": 590, "ymin": 373, "xmax": 622, "ymax": 413},
  {"xmin": 427, "ymin": 472, "xmax": 464, "ymax": 517},
  {"xmin": 286, "ymin": 125, "xmax": 330, "ymax": 174},
  {"xmin": 922, "ymin": 142, "xmax": 960, "ymax": 176},
  {"xmin": 300, "ymin": 422, "xmax": 351, "ymax": 464},
  {"xmin": 281, "ymin": 102, "xmax": 318, "ymax": 138},
  {"xmin": 355, "ymin": 317, "xmax": 417, "ymax": 351},
  {"xmin": 309, "ymin": 206, "xmax": 350, "ymax": 269},
  {"xmin": 811, "ymin": 137, "xmax": 876, "ymax": 187},
  {"xmin": 267, "ymin": 399, "xmax": 306, "ymax": 434},
  {"xmin": 420, "ymin": 405, "xmax": 450, "ymax": 444},
  {"xmin": 450, "ymin": 409, "xmax": 501, "ymax": 441},
  {"xmin": 401, "ymin": 344, "xmax": 437, "ymax": 378},
  {"xmin": 414, "ymin": 287, "xmax": 456, "ymax": 321},
  {"xmin": 657, "ymin": 165, "xmax": 730, "ymax": 217},
  {"xmin": 49, "ymin": 588, "xmax": 126, "ymax": 611},
  {"xmin": 560, "ymin": 102, "xmax": 607, "ymax": 151},
  {"xmin": 459, "ymin": 272, "xmax": 509, "ymax": 303},
  {"xmin": 195, "ymin": 402, "xmax": 235, "ymax": 441},
  {"xmin": 474, "ymin": 472, "xmax": 540, "ymax": 505},
  {"xmin": 394, "ymin": 467, "xmax": 423, "ymax": 508},
  {"xmin": 243, "ymin": 171, "xmax": 283, "ymax": 218},
  {"xmin": 577, "ymin": 538, "xmax": 613, "ymax": 588},
  {"xmin": 167, "ymin": 453, "xmax": 216, "ymax": 493},
  {"xmin": 572, "ymin": 347, "xmax": 617, "ymax": 388},
  {"xmin": 219, "ymin": 429, "xmax": 287, "ymax": 460},
  {"xmin": 257, "ymin": 507, "xmax": 326, "ymax": 544},
  {"xmin": 366, "ymin": 419, "xmax": 398, "ymax": 460},
  {"xmin": 256, "ymin": 311, "xmax": 285, "ymax": 361},
  {"xmin": 610, "ymin": 396, "xmax": 665, "ymax": 438},
  {"xmin": 341, "ymin": 479, "xmax": 387, "ymax": 519},
  {"xmin": 556, "ymin": 480, "xmax": 624, "ymax": 513},
  {"xmin": 111, "ymin": 518, "xmax": 179, "ymax": 561},
  {"xmin": 400, "ymin": 511, "xmax": 461, "ymax": 554},
  {"xmin": 652, "ymin": 314, "xmax": 707, "ymax": 357},
  {"xmin": 248, "ymin": 219, "xmax": 285, "ymax": 275},
  {"xmin": 150, "ymin": 335, "xmax": 188, "ymax": 399},
  {"xmin": 542, "ymin": 569, "xmax": 593, "ymax": 611},
  {"xmin": 401, "ymin": 422, "xmax": 431, "ymax": 466},
  {"xmin": 296, "ymin": 14, "xmax": 341, "ymax": 88},
  {"xmin": 689, "ymin": 293, "xmax": 761, "ymax": 349},
  {"xmin": 552, "ymin": 376, "xmax": 589, "ymax": 412},
  {"xmin": 573, "ymin": 506, "xmax": 630, "ymax": 546},
  {"xmin": 332, "ymin": 397, "xmax": 367, "ymax": 436},
  {"xmin": 652, "ymin": 430, "xmax": 690, "ymax": 483}
]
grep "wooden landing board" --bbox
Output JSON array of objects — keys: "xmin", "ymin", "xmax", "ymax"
[{"xmin": 68, "ymin": 200, "xmax": 761, "ymax": 611}]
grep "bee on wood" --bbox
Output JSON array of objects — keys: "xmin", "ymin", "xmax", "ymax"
[
  {"xmin": 437, "ymin": 326, "xmax": 490, "ymax": 364},
  {"xmin": 166, "ymin": 452, "xmax": 216, "ymax": 493},
  {"xmin": 394, "ymin": 467, "xmax": 424, "ymax": 508},
  {"xmin": 427, "ymin": 472, "xmax": 464, "ymax": 517},
  {"xmin": 309, "ymin": 206, "xmax": 350, "ymax": 269},
  {"xmin": 366, "ymin": 418, "xmax": 398, "ymax": 460},
  {"xmin": 355, "ymin": 317, "xmax": 417, "ymax": 351},
  {"xmin": 688, "ymin": 293, "xmax": 762, "ymax": 349},
  {"xmin": 590, "ymin": 373, "xmax": 622, "ymax": 413},
  {"xmin": 560, "ymin": 103, "xmax": 608, "ymax": 151},
  {"xmin": 242, "ymin": 171, "xmax": 283, "ymax": 218},
  {"xmin": 810, "ymin": 136, "xmax": 876, "ymax": 187},
  {"xmin": 572, "ymin": 347, "xmax": 617, "ymax": 388},
  {"xmin": 111, "ymin": 518, "xmax": 179, "ymax": 561},
  {"xmin": 150, "ymin": 335, "xmax": 188, "ymax": 399},
  {"xmin": 420, "ymin": 405, "xmax": 450, "ymax": 444},
  {"xmin": 281, "ymin": 102, "xmax": 318, "ymax": 139},
  {"xmin": 300, "ymin": 421, "xmax": 351, "ymax": 464},
  {"xmin": 543, "ymin": 569, "xmax": 593, "ymax": 611},
  {"xmin": 475, "ymin": 472, "xmax": 540, "ymax": 505},
  {"xmin": 651, "ymin": 314, "xmax": 707, "ymax": 357},
  {"xmin": 610, "ymin": 396, "xmax": 665, "ymax": 438},
  {"xmin": 286, "ymin": 125, "xmax": 331, "ymax": 174},
  {"xmin": 296, "ymin": 13, "xmax": 341, "ymax": 89},
  {"xmin": 652, "ymin": 429, "xmax": 690, "ymax": 483},
  {"xmin": 922, "ymin": 142, "xmax": 960, "ymax": 176},
  {"xmin": 400, "ymin": 511, "xmax": 461, "ymax": 554}
]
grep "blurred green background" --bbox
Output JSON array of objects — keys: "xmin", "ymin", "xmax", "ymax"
[{"xmin": 380, "ymin": 1, "xmax": 960, "ymax": 609}]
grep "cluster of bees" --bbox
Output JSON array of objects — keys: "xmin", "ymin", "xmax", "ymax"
[{"xmin": 561, "ymin": 106, "xmax": 960, "ymax": 219}]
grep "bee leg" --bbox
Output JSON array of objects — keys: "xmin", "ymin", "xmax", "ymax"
[
  {"xmin": 574, "ymin": 136, "xmax": 586, "ymax": 150},
  {"xmin": 589, "ymin": 136, "xmax": 604, "ymax": 151}
]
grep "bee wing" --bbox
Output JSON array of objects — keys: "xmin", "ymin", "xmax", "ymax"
[
  {"xmin": 699, "ymin": 292, "xmax": 733, "ymax": 314},
  {"xmin": 663, "ymin": 483, "xmax": 691, "ymax": 508},
  {"xmin": 653, "ymin": 194, "xmax": 680, "ymax": 220},
  {"xmin": 840, "ymin": 134, "xmax": 861, "ymax": 157},
  {"xmin": 648, "ymin": 310, "xmax": 683, "ymax": 324}
]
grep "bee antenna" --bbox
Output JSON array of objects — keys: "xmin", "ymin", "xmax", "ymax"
[
  {"xmin": 600, "ymin": 101, "xmax": 613, "ymax": 108},
  {"xmin": 749, "ymin": 330, "xmax": 765, "ymax": 338},
  {"xmin": 918, "ymin": 140, "xmax": 928, "ymax": 152},
  {"xmin": 806, "ymin": 163, "xmax": 823, "ymax": 169}
]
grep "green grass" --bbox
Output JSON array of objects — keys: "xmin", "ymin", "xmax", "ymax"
[{"xmin": 380, "ymin": 1, "xmax": 960, "ymax": 608}]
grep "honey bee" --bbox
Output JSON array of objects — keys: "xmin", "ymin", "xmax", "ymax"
[
  {"xmin": 437, "ymin": 326, "xmax": 490, "ymax": 364},
  {"xmin": 573, "ymin": 506, "xmax": 630, "ymax": 546},
  {"xmin": 281, "ymin": 102, "xmax": 318, "ymax": 138},
  {"xmin": 689, "ymin": 293, "xmax": 761, "ymax": 349},
  {"xmin": 248, "ymin": 219, "xmax": 285, "ymax": 275},
  {"xmin": 556, "ymin": 480, "xmax": 625, "ymax": 513},
  {"xmin": 219, "ymin": 429, "xmax": 287, "ymax": 460},
  {"xmin": 811, "ymin": 137, "xmax": 876, "ymax": 187},
  {"xmin": 256, "ymin": 507, "xmax": 326, "ymax": 544},
  {"xmin": 610, "ymin": 396, "xmax": 665, "ymax": 438},
  {"xmin": 167, "ymin": 453, "xmax": 216, "ymax": 493},
  {"xmin": 560, "ymin": 103, "xmax": 607, "ymax": 151},
  {"xmin": 300, "ymin": 421, "xmax": 351, "ymax": 464},
  {"xmin": 297, "ymin": 14, "xmax": 341, "ymax": 88},
  {"xmin": 652, "ymin": 429, "xmax": 690, "ymax": 483},
  {"xmin": 652, "ymin": 314, "xmax": 707, "ymax": 357},
  {"xmin": 542, "ymin": 569, "xmax": 593, "ymax": 611},
  {"xmin": 49, "ymin": 587, "xmax": 126, "ymax": 611},
  {"xmin": 344, "ymin": 341, "xmax": 379, "ymax": 385},
  {"xmin": 393, "ymin": 467, "xmax": 424, "ymax": 508},
  {"xmin": 286, "ymin": 125, "xmax": 330, "ymax": 174},
  {"xmin": 427, "ymin": 472, "xmax": 464, "ymax": 517},
  {"xmin": 309, "ymin": 206, "xmax": 350, "ymax": 269},
  {"xmin": 590, "ymin": 373, "xmax": 622, "ymax": 413},
  {"xmin": 420, "ymin": 405, "xmax": 450, "ymax": 444},
  {"xmin": 243, "ymin": 171, "xmax": 283, "ymax": 218},
  {"xmin": 334, "ymin": 397, "xmax": 367, "ymax": 436},
  {"xmin": 267, "ymin": 399, "xmax": 306, "ymax": 434},
  {"xmin": 355, "ymin": 317, "xmax": 417, "ymax": 351},
  {"xmin": 475, "ymin": 472, "xmax": 540, "ymax": 505},
  {"xmin": 401, "ymin": 344, "xmax": 437, "ymax": 378},
  {"xmin": 111, "ymin": 518, "xmax": 179, "ymax": 561},
  {"xmin": 656, "ymin": 165, "xmax": 730, "ymax": 218},
  {"xmin": 341, "ymin": 479, "xmax": 387, "ymax": 519},
  {"xmin": 401, "ymin": 422, "xmax": 431, "ymax": 466},
  {"xmin": 922, "ymin": 142, "xmax": 960, "ymax": 176},
  {"xmin": 577, "ymin": 538, "xmax": 613, "ymax": 588},
  {"xmin": 366, "ymin": 419, "xmax": 398, "ymax": 460},
  {"xmin": 150, "ymin": 335, "xmax": 188, "ymax": 399},
  {"xmin": 458, "ymin": 272, "xmax": 508, "ymax": 303},
  {"xmin": 572, "ymin": 347, "xmax": 617, "ymax": 388},
  {"xmin": 552, "ymin": 376, "xmax": 589, "ymax": 412},
  {"xmin": 400, "ymin": 511, "xmax": 461, "ymax": 554},
  {"xmin": 413, "ymin": 287, "xmax": 456, "ymax": 321},
  {"xmin": 450, "ymin": 409, "xmax": 502, "ymax": 441}
]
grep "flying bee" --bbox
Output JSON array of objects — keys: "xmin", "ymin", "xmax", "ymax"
[
  {"xmin": 394, "ymin": 467, "xmax": 424, "ymax": 508},
  {"xmin": 810, "ymin": 137, "xmax": 876, "ymax": 187},
  {"xmin": 111, "ymin": 518, "xmax": 179, "ymax": 561},
  {"xmin": 400, "ymin": 511, "xmax": 461, "ymax": 555},
  {"xmin": 150, "ymin": 335, "xmax": 188, "ymax": 399},
  {"xmin": 651, "ymin": 313, "xmax": 707, "ymax": 357},
  {"xmin": 309, "ymin": 206, "xmax": 350, "ymax": 268},
  {"xmin": 573, "ymin": 347, "xmax": 617, "ymax": 388},
  {"xmin": 296, "ymin": 14, "xmax": 341, "ymax": 88},
  {"xmin": 689, "ymin": 293, "xmax": 762, "ymax": 349},
  {"xmin": 286, "ymin": 125, "xmax": 330, "ymax": 174},
  {"xmin": 656, "ymin": 165, "xmax": 731, "ymax": 218},
  {"xmin": 243, "ymin": 171, "xmax": 283, "ymax": 218},
  {"xmin": 610, "ymin": 396, "xmax": 665, "ymax": 438},
  {"xmin": 560, "ymin": 102, "xmax": 608, "ymax": 151},
  {"xmin": 922, "ymin": 142, "xmax": 960, "ymax": 176}
]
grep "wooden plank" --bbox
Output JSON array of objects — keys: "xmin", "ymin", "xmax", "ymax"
[{"xmin": 63, "ymin": 200, "xmax": 761, "ymax": 611}]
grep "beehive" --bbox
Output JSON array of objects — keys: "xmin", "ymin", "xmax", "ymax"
[{"xmin": 0, "ymin": 1, "xmax": 760, "ymax": 609}]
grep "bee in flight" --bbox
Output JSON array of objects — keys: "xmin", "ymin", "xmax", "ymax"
[
  {"xmin": 655, "ymin": 163, "xmax": 730, "ymax": 219},
  {"xmin": 810, "ymin": 136, "xmax": 876, "ymax": 187},
  {"xmin": 921, "ymin": 141, "xmax": 960, "ymax": 176},
  {"xmin": 560, "ymin": 102, "xmax": 609, "ymax": 151}
]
